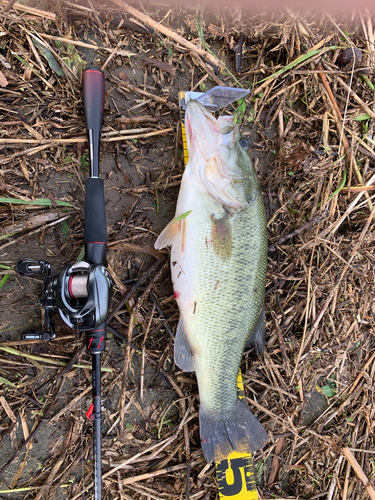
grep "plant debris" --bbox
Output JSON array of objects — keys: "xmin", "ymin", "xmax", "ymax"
[{"xmin": 1, "ymin": 3, "xmax": 375, "ymax": 500}]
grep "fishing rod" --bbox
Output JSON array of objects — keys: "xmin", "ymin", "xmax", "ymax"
[{"xmin": 16, "ymin": 67, "xmax": 112, "ymax": 499}]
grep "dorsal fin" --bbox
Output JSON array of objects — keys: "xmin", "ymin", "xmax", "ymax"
[{"xmin": 246, "ymin": 304, "xmax": 266, "ymax": 354}]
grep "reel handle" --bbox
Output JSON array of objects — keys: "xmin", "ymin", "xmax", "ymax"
[{"xmin": 22, "ymin": 331, "xmax": 55, "ymax": 341}]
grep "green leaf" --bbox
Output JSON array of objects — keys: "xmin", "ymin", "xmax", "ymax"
[
  {"xmin": 63, "ymin": 43, "xmax": 87, "ymax": 76},
  {"xmin": 0, "ymin": 274, "xmax": 9, "ymax": 290},
  {"xmin": 76, "ymin": 246, "xmax": 85, "ymax": 262},
  {"xmin": 321, "ymin": 385, "xmax": 336, "ymax": 398},
  {"xmin": 0, "ymin": 376, "xmax": 15, "ymax": 387},
  {"xmin": 361, "ymin": 75, "xmax": 375, "ymax": 92},
  {"xmin": 0, "ymin": 197, "xmax": 72, "ymax": 207},
  {"xmin": 81, "ymin": 154, "xmax": 89, "ymax": 170},
  {"xmin": 353, "ymin": 113, "xmax": 371, "ymax": 121},
  {"xmin": 255, "ymin": 46, "xmax": 339, "ymax": 87},
  {"xmin": 32, "ymin": 38, "xmax": 65, "ymax": 77},
  {"xmin": 238, "ymin": 100, "xmax": 246, "ymax": 115},
  {"xmin": 173, "ymin": 210, "xmax": 192, "ymax": 223},
  {"xmin": 61, "ymin": 219, "xmax": 69, "ymax": 239},
  {"xmin": 234, "ymin": 98, "xmax": 247, "ymax": 124},
  {"xmin": 247, "ymin": 109, "xmax": 255, "ymax": 122}
]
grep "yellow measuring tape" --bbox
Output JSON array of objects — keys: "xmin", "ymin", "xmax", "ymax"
[
  {"xmin": 179, "ymin": 92, "xmax": 189, "ymax": 166},
  {"xmin": 179, "ymin": 92, "xmax": 259, "ymax": 500}
]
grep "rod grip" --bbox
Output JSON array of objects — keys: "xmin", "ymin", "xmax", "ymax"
[
  {"xmin": 82, "ymin": 68, "xmax": 105, "ymax": 133},
  {"xmin": 84, "ymin": 178, "xmax": 107, "ymax": 264}
]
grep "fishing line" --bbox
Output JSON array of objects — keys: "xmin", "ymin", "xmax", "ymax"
[{"xmin": 77, "ymin": 323, "xmax": 86, "ymax": 500}]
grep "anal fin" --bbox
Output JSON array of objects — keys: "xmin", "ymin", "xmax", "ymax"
[{"xmin": 174, "ymin": 318, "xmax": 195, "ymax": 372}]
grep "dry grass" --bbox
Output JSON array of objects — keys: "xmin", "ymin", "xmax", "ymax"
[{"xmin": 0, "ymin": 3, "xmax": 375, "ymax": 499}]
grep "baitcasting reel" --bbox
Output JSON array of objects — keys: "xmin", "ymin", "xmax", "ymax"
[{"xmin": 17, "ymin": 258, "xmax": 112, "ymax": 344}]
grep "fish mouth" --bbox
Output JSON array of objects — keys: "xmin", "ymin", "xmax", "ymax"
[
  {"xmin": 185, "ymin": 100, "xmax": 239, "ymax": 156},
  {"xmin": 184, "ymin": 99, "xmax": 250, "ymax": 211},
  {"xmin": 185, "ymin": 99, "xmax": 217, "ymax": 130},
  {"xmin": 185, "ymin": 100, "xmax": 219, "ymax": 158}
]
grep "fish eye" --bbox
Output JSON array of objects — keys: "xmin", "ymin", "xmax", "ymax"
[{"xmin": 239, "ymin": 138, "xmax": 248, "ymax": 150}]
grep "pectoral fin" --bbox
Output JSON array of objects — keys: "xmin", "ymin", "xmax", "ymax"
[
  {"xmin": 210, "ymin": 211, "xmax": 232, "ymax": 259},
  {"xmin": 155, "ymin": 215, "xmax": 185, "ymax": 250},
  {"xmin": 155, "ymin": 219, "xmax": 176, "ymax": 249},
  {"xmin": 174, "ymin": 319, "xmax": 195, "ymax": 372}
]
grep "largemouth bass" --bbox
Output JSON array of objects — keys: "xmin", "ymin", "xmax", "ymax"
[{"xmin": 155, "ymin": 99, "xmax": 268, "ymax": 462}]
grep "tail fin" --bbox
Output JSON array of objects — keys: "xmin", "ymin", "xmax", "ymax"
[{"xmin": 199, "ymin": 399, "xmax": 268, "ymax": 463}]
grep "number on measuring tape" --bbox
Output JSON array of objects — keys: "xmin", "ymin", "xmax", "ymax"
[{"xmin": 217, "ymin": 456, "xmax": 257, "ymax": 498}]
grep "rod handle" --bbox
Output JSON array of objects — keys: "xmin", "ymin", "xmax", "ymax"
[
  {"xmin": 84, "ymin": 178, "xmax": 107, "ymax": 264},
  {"xmin": 82, "ymin": 68, "xmax": 105, "ymax": 133}
]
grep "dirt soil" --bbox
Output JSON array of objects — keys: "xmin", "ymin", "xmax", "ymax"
[{"xmin": 1, "ymin": 3, "xmax": 375, "ymax": 500}]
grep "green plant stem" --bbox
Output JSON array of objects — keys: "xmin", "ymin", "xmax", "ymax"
[
  {"xmin": 195, "ymin": 5, "xmax": 243, "ymax": 88},
  {"xmin": 0, "ymin": 274, "xmax": 9, "ymax": 290},
  {"xmin": 0, "ymin": 485, "xmax": 69, "ymax": 493},
  {"xmin": 361, "ymin": 74, "xmax": 375, "ymax": 92},
  {"xmin": 255, "ymin": 46, "xmax": 339, "ymax": 88},
  {"xmin": 327, "ymin": 168, "xmax": 347, "ymax": 201},
  {"xmin": 0, "ymin": 197, "xmax": 72, "ymax": 207}
]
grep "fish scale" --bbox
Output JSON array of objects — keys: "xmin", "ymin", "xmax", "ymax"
[{"xmin": 175, "ymin": 190, "xmax": 267, "ymax": 417}]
